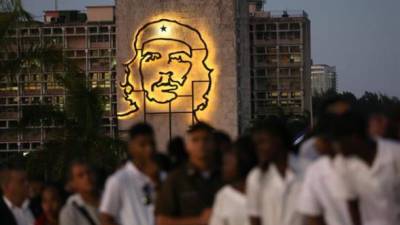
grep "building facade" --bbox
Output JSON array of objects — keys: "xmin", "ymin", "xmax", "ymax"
[
  {"xmin": 0, "ymin": 6, "xmax": 117, "ymax": 153},
  {"xmin": 249, "ymin": 5, "xmax": 312, "ymax": 119},
  {"xmin": 311, "ymin": 64, "xmax": 337, "ymax": 95},
  {"xmin": 116, "ymin": 0, "xmax": 250, "ymax": 150}
]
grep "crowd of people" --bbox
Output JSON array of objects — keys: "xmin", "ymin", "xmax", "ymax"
[{"xmin": 1, "ymin": 96, "xmax": 400, "ymax": 225}]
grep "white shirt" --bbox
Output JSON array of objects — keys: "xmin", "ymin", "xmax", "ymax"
[
  {"xmin": 3, "ymin": 196, "xmax": 34, "ymax": 225},
  {"xmin": 335, "ymin": 138, "xmax": 400, "ymax": 225},
  {"xmin": 246, "ymin": 158, "xmax": 303, "ymax": 225},
  {"xmin": 297, "ymin": 156, "xmax": 353, "ymax": 225},
  {"xmin": 209, "ymin": 185, "xmax": 250, "ymax": 225},
  {"xmin": 59, "ymin": 193, "xmax": 100, "ymax": 225},
  {"xmin": 100, "ymin": 162, "xmax": 155, "ymax": 225},
  {"xmin": 298, "ymin": 137, "xmax": 320, "ymax": 172}
]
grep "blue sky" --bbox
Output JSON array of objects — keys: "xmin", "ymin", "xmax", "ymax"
[{"xmin": 22, "ymin": 0, "xmax": 400, "ymax": 97}]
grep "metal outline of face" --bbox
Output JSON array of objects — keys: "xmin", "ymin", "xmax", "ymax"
[
  {"xmin": 139, "ymin": 39, "xmax": 193, "ymax": 103},
  {"xmin": 119, "ymin": 19, "xmax": 213, "ymax": 119}
]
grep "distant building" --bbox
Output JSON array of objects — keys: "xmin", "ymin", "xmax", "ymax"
[
  {"xmin": 0, "ymin": 6, "xmax": 117, "ymax": 153},
  {"xmin": 311, "ymin": 64, "xmax": 337, "ymax": 95},
  {"xmin": 249, "ymin": 3, "xmax": 312, "ymax": 119}
]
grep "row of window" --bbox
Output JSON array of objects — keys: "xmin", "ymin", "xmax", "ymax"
[
  {"xmin": 0, "ymin": 142, "xmax": 41, "ymax": 151},
  {"xmin": 251, "ymin": 23, "xmax": 301, "ymax": 32},
  {"xmin": 253, "ymin": 91, "xmax": 303, "ymax": 99},
  {"xmin": 253, "ymin": 68, "xmax": 302, "ymax": 77},
  {"xmin": 252, "ymin": 31, "xmax": 301, "ymax": 41},
  {"xmin": 254, "ymin": 46, "xmax": 301, "ymax": 54},
  {"xmin": 254, "ymin": 54, "xmax": 302, "ymax": 64},
  {"xmin": 7, "ymin": 26, "xmax": 116, "ymax": 37}
]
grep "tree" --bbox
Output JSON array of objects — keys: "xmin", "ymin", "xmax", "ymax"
[{"xmin": 0, "ymin": 0, "xmax": 125, "ymax": 182}]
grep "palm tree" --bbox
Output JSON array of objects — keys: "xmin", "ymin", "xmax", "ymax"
[{"xmin": 0, "ymin": 0, "xmax": 125, "ymax": 182}]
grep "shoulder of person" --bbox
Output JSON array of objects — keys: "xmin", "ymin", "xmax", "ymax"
[
  {"xmin": 378, "ymin": 138, "xmax": 400, "ymax": 152},
  {"xmin": 60, "ymin": 197, "xmax": 78, "ymax": 218},
  {"xmin": 164, "ymin": 164, "xmax": 189, "ymax": 182},
  {"xmin": 215, "ymin": 185, "xmax": 232, "ymax": 199},
  {"xmin": 304, "ymin": 156, "xmax": 330, "ymax": 178}
]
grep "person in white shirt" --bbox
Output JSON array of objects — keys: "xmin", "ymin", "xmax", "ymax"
[
  {"xmin": 100, "ymin": 123, "xmax": 157, "ymax": 225},
  {"xmin": 60, "ymin": 160, "xmax": 100, "ymax": 225},
  {"xmin": 329, "ymin": 112, "xmax": 400, "ymax": 225},
  {"xmin": 246, "ymin": 118, "xmax": 303, "ymax": 225},
  {"xmin": 297, "ymin": 112, "xmax": 361, "ymax": 225},
  {"xmin": 210, "ymin": 136, "xmax": 257, "ymax": 225},
  {"xmin": 0, "ymin": 166, "xmax": 34, "ymax": 225}
]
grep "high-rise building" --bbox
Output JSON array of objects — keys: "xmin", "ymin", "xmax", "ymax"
[
  {"xmin": 311, "ymin": 64, "xmax": 337, "ymax": 95},
  {"xmin": 0, "ymin": 6, "xmax": 117, "ymax": 153},
  {"xmin": 249, "ymin": 4, "xmax": 312, "ymax": 119}
]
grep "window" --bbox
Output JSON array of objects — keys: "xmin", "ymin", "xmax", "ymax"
[
  {"xmin": 89, "ymin": 27, "xmax": 98, "ymax": 33},
  {"xmin": 100, "ymin": 26, "xmax": 109, "ymax": 33},
  {"xmin": 256, "ymin": 69, "xmax": 265, "ymax": 76},
  {"xmin": 255, "ymin": 24, "xmax": 265, "ymax": 31},
  {"xmin": 256, "ymin": 47, "xmax": 264, "ymax": 54},
  {"xmin": 9, "ymin": 120, "xmax": 18, "ymax": 128},
  {"xmin": 279, "ymin": 23, "xmax": 288, "ymax": 30},
  {"xmin": 76, "ymin": 27, "xmax": 85, "ymax": 34},
  {"xmin": 290, "ymin": 23, "xmax": 300, "ymax": 30},
  {"xmin": 53, "ymin": 28, "xmax": 62, "ymax": 34}
]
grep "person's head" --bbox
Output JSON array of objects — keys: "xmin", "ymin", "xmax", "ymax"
[
  {"xmin": 0, "ymin": 166, "xmax": 29, "ymax": 207},
  {"xmin": 313, "ymin": 113, "xmax": 337, "ymax": 156},
  {"xmin": 185, "ymin": 122, "xmax": 215, "ymax": 165},
  {"xmin": 368, "ymin": 111, "xmax": 389, "ymax": 138},
  {"xmin": 28, "ymin": 178, "xmax": 44, "ymax": 199},
  {"xmin": 127, "ymin": 122, "xmax": 156, "ymax": 162},
  {"xmin": 167, "ymin": 136, "xmax": 187, "ymax": 167},
  {"xmin": 251, "ymin": 118, "xmax": 292, "ymax": 167},
  {"xmin": 41, "ymin": 185, "xmax": 63, "ymax": 222},
  {"xmin": 68, "ymin": 160, "xmax": 96, "ymax": 195},
  {"xmin": 329, "ymin": 111, "xmax": 369, "ymax": 157},
  {"xmin": 222, "ymin": 136, "xmax": 257, "ymax": 183},
  {"xmin": 320, "ymin": 95, "xmax": 352, "ymax": 116}
]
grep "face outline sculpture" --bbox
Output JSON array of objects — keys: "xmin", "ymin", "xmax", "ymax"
[{"xmin": 119, "ymin": 19, "xmax": 213, "ymax": 119}]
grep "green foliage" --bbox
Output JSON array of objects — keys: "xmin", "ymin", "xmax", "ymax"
[
  {"xmin": 313, "ymin": 90, "xmax": 400, "ymax": 118},
  {"xmin": 0, "ymin": 0, "xmax": 125, "ymax": 182}
]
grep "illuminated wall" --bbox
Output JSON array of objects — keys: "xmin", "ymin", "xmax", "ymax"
[{"xmin": 116, "ymin": 0, "xmax": 248, "ymax": 149}]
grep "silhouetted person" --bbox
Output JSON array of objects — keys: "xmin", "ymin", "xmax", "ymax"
[
  {"xmin": 34, "ymin": 185, "xmax": 64, "ymax": 225},
  {"xmin": 247, "ymin": 118, "xmax": 302, "ymax": 225},
  {"xmin": 0, "ymin": 166, "xmax": 34, "ymax": 225},
  {"xmin": 167, "ymin": 137, "xmax": 187, "ymax": 170},
  {"xmin": 156, "ymin": 122, "xmax": 223, "ymax": 225},
  {"xmin": 60, "ymin": 160, "xmax": 100, "ymax": 225},
  {"xmin": 100, "ymin": 123, "xmax": 157, "ymax": 225},
  {"xmin": 209, "ymin": 136, "xmax": 257, "ymax": 225}
]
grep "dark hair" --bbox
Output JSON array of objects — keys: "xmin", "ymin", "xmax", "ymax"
[
  {"xmin": 67, "ymin": 159, "xmax": 91, "ymax": 182},
  {"xmin": 319, "ymin": 95, "xmax": 352, "ymax": 114},
  {"xmin": 233, "ymin": 136, "xmax": 257, "ymax": 178},
  {"xmin": 167, "ymin": 137, "xmax": 187, "ymax": 169},
  {"xmin": 251, "ymin": 117, "xmax": 293, "ymax": 150},
  {"xmin": 187, "ymin": 121, "xmax": 214, "ymax": 134},
  {"xmin": 329, "ymin": 111, "xmax": 368, "ymax": 140},
  {"xmin": 128, "ymin": 122, "xmax": 154, "ymax": 140},
  {"xmin": 42, "ymin": 183, "xmax": 67, "ymax": 205},
  {"xmin": 0, "ymin": 165, "xmax": 25, "ymax": 188}
]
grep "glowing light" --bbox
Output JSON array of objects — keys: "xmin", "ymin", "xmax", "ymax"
[{"xmin": 118, "ymin": 16, "xmax": 218, "ymax": 124}]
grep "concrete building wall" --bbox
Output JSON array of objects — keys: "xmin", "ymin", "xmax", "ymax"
[
  {"xmin": 87, "ymin": 6, "xmax": 115, "ymax": 22},
  {"xmin": 116, "ymin": 0, "xmax": 242, "ymax": 149},
  {"xmin": 311, "ymin": 64, "xmax": 337, "ymax": 95},
  {"xmin": 249, "ymin": 10, "xmax": 312, "ymax": 119}
]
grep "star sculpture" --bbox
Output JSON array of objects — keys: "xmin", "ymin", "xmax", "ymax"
[{"xmin": 160, "ymin": 25, "xmax": 167, "ymax": 32}]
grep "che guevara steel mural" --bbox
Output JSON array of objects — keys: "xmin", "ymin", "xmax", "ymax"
[{"xmin": 118, "ymin": 19, "xmax": 213, "ymax": 125}]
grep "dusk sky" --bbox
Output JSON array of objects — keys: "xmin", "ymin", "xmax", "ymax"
[{"xmin": 22, "ymin": 0, "xmax": 400, "ymax": 97}]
